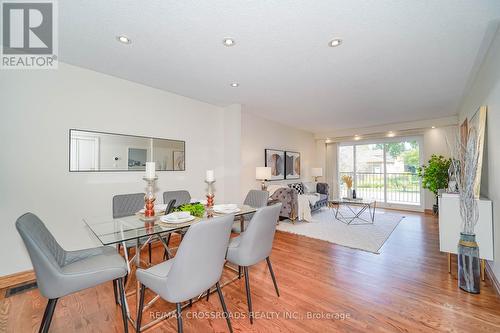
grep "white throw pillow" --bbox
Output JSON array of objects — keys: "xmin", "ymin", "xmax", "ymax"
[{"xmin": 302, "ymin": 182, "xmax": 317, "ymax": 194}]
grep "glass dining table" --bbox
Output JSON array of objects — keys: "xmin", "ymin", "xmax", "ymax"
[{"xmin": 83, "ymin": 204, "xmax": 256, "ymax": 332}]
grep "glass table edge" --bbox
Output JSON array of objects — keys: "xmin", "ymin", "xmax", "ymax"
[{"xmin": 84, "ymin": 205, "xmax": 257, "ymax": 246}]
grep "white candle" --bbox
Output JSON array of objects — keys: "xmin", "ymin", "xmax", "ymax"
[
  {"xmin": 206, "ymin": 170, "xmax": 215, "ymax": 182},
  {"xmin": 145, "ymin": 162, "xmax": 156, "ymax": 179}
]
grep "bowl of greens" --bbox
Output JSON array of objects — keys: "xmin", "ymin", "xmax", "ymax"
[{"xmin": 173, "ymin": 203, "xmax": 205, "ymax": 218}]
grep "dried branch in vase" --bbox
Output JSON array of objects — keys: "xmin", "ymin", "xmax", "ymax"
[
  {"xmin": 449, "ymin": 127, "xmax": 480, "ymax": 235},
  {"xmin": 341, "ymin": 175, "xmax": 353, "ymax": 188}
]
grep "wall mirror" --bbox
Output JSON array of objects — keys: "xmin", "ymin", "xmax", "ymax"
[{"xmin": 69, "ymin": 129, "xmax": 185, "ymax": 172}]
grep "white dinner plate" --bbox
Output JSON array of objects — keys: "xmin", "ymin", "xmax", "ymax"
[
  {"xmin": 213, "ymin": 204, "xmax": 241, "ymax": 214},
  {"xmin": 160, "ymin": 215, "xmax": 196, "ymax": 224},
  {"xmin": 164, "ymin": 211, "xmax": 191, "ymax": 220},
  {"xmin": 213, "ymin": 204, "xmax": 238, "ymax": 210}
]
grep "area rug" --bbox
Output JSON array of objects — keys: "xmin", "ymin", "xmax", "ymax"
[{"xmin": 276, "ymin": 208, "xmax": 404, "ymax": 254}]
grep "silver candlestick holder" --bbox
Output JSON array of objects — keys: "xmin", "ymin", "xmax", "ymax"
[
  {"xmin": 142, "ymin": 176, "xmax": 158, "ymax": 222},
  {"xmin": 205, "ymin": 180, "xmax": 215, "ymax": 218}
]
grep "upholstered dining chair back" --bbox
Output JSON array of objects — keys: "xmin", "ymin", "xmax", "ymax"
[
  {"xmin": 164, "ymin": 215, "xmax": 234, "ymax": 302},
  {"xmin": 113, "ymin": 193, "xmax": 145, "ymax": 218},
  {"xmin": 244, "ymin": 190, "xmax": 269, "ymax": 208},
  {"xmin": 230, "ymin": 204, "xmax": 281, "ymax": 267},
  {"xmin": 163, "ymin": 190, "xmax": 191, "ymax": 207},
  {"xmin": 16, "ymin": 213, "xmax": 129, "ymax": 332},
  {"xmin": 16, "ymin": 213, "xmax": 65, "ymax": 298}
]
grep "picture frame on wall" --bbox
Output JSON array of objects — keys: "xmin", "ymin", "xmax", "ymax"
[
  {"xmin": 285, "ymin": 151, "xmax": 301, "ymax": 179},
  {"xmin": 265, "ymin": 149, "xmax": 285, "ymax": 180},
  {"xmin": 468, "ymin": 106, "xmax": 487, "ymax": 198}
]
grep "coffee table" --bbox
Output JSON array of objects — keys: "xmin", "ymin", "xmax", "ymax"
[{"xmin": 329, "ymin": 198, "xmax": 376, "ymax": 225}]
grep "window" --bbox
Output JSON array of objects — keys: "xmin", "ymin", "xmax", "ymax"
[{"xmin": 338, "ymin": 138, "xmax": 422, "ymax": 208}]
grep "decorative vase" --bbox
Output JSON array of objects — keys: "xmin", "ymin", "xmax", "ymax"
[
  {"xmin": 347, "ymin": 188, "xmax": 353, "ymax": 199},
  {"xmin": 458, "ymin": 233, "xmax": 480, "ymax": 294}
]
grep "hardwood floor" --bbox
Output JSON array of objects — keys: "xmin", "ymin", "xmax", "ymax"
[{"xmin": 2, "ymin": 209, "xmax": 500, "ymax": 332}]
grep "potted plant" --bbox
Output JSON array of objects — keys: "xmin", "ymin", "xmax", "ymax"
[
  {"xmin": 451, "ymin": 128, "xmax": 481, "ymax": 293},
  {"xmin": 418, "ymin": 154, "xmax": 451, "ymax": 214}
]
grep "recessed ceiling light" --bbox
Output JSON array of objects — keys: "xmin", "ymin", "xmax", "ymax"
[
  {"xmin": 223, "ymin": 38, "xmax": 236, "ymax": 47},
  {"xmin": 387, "ymin": 131, "xmax": 395, "ymax": 137},
  {"xmin": 431, "ymin": 126, "xmax": 436, "ymax": 129},
  {"xmin": 329, "ymin": 38, "xmax": 342, "ymax": 47},
  {"xmin": 230, "ymin": 82, "xmax": 239, "ymax": 87},
  {"xmin": 354, "ymin": 135, "xmax": 361, "ymax": 141},
  {"xmin": 117, "ymin": 35, "xmax": 131, "ymax": 44}
]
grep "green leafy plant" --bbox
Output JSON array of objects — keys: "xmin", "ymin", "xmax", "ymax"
[
  {"xmin": 173, "ymin": 203, "xmax": 205, "ymax": 217},
  {"xmin": 418, "ymin": 154, "xmax": 451, "ymax": 196}
]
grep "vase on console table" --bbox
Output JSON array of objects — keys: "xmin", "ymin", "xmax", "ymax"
[
  {"xmin": 347, "ymin": 188, "xmax": 353, "ymax": 199},
  {"xmin": 450, "ymin": 125, "xmax": 481, "ymax": 294},
  {"xmin": 458, "ymin": 233, "xmax": 480, "ymax": 293}
]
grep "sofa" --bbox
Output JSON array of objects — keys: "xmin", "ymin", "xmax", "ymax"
[{"xmin": 269, "ymin": 182, "xmax": 329, "ymax": 221}]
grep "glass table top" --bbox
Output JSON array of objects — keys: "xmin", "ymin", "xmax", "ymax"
[
  {"xmin": 84, "ymin": 204, "xmax": 257, "ymax": 246},
  {"xmin": 330, "ymin": 198, "xmax": 376, "ymax": 205}
]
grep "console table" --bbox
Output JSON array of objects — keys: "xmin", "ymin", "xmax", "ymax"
[{"xmin": 438, "ymin": 193, "xmax": 493, "ymax": 281}]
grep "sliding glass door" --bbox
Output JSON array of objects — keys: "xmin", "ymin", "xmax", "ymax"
[{"xmin": 338, "ymin": 138, "xmax": 422, "ymax": 209}]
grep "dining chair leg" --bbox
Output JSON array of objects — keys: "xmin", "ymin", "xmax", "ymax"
[
  {"xmin": 124, "ymin": 247, "xmax": 131, "ymax": 286},
  {"xmin": 266, "ymin": 257, "xmax": 280, "ymax": 297},
  {"xmin": 163, "ymin": 234, "xmax": 172, "ymax": 260},
  {"xmin": 148, "ymin": 243, "xmax": 152, "ymax": 264},
  {"xmin": 39, "ymin": 298, "xmax": 58, "ymax": 333},
  {"xmin": 216, "ymin": 282, "xmax": 233, "ymax": 333},
  {"xmin": 243, "ymin": 266, "xmax": 253, "ymax": 324},
  {"xmin": 206, "ymin": 288, "xmax": 210, "ymax": 301},
  {"xmin": 136, "ymin": 284, "xmax": 146, "ymax": 333},
  {"xmin": 176, "ymin": 303, "xmax": 183, "ymax": 333},
  {"xmin": 39, "ymin": 300, "xmax": 50, "ymax": 333},
  {"xmin": 112, "ymin": 279, "xmax": 119, "ymax": 305},
  {"xmin": 238, "ymin": 266, "xmax": 241, "ymax": 279},
  {"xmin": 118, "ymin": 278, "xmax": 129, "ymax": 333}
]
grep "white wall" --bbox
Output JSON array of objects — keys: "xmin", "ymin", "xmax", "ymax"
[
  {"xmin": 0, "ymin": 63, "xmax": 241, "ymax": 276},
  {"xmin": 240, "ymin": 111, "xmax": 316, "ymax": 200},
  {"xmin": 422, "ymin": 126, "xmax": 457, "ymax": 210},
  {"xmin": 222, "ymin": 104, "xmax": 242, "ymax": 203},
  {"xmin": 458, "ymin": 24, "xmax": 500, "ymax": 281}
]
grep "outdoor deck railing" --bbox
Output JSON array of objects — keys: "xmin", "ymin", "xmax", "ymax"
[{"xmin": 339, "ymin": 172, "xmax": 420, "ymax": 205}]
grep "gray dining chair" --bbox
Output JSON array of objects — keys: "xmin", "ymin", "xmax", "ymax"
[
  {"xmin": 113, "ymin": 193, "xmax": 154, "ymax": 263},
  {"xmin": 226, "ymin": 203, "xmax": 282, "ymax": 324},
  {"xmin": 162, "ymin": 190, "xmax": 192, "ymax": 259},
  {"xmin": 163, "ymin": 190, "xmax": 191, "ymax": 207},
  {"xmin": 136, "ymin": 215, "xmax": 234, "ymax": 333},
  {"xmin": 16, "ymin": 213, "xmax": 129, "ymax": 333},
  {"xmin": 231, "ymin": 190, "xmax": 270, "ymax": 233}
]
